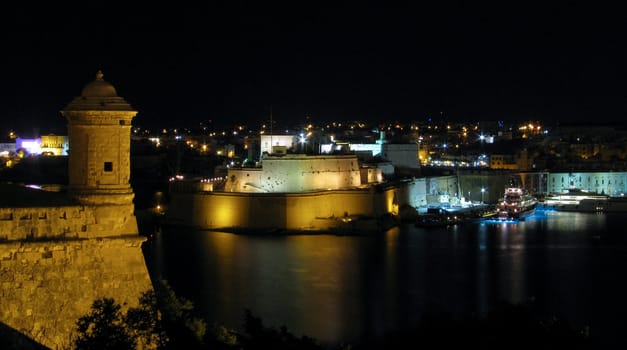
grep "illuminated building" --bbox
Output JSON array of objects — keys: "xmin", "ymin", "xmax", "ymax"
[
  {"xmin": 0, "ymin": 71, "xmax": 151, "ymax": 348},
  {"xmin": 40, "ymin": 134, "xmax": 69, "ymax": 155},
  {"xmin": 260, "ymin": 134, "xmax": 297, "ymax": 156},
  {"xmin": 13, "ymin": 135, "xmax": 69, "ymax": 156},
  {"xmin": 320, "ymin": 132, "xmax": 420, "ymax": 172},
  {"xmin": 167, "ymin": 153, "xmax": 396, "ymax": 232},
  {"xmin": 548, "ymin": 172, "xmax": 627, "ymax": 196},
  {"xmin": 15, "ymin": 137, "xmax": 42, "ymax": 155}
]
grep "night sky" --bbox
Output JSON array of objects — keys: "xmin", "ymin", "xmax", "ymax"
[{"xmin": 1, "ymin": 2, "xmax": 625, "ymax": 135}]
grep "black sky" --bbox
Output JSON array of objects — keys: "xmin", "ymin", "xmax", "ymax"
[{"xmin": 1, "ymin": 2, "xmax": 625, "ymax": 134}]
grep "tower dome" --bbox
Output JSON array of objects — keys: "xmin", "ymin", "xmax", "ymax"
[
  {"xmin": 80, "ymin": 70, "xmax": 118, "ymax": 97},
  {"xmin": 63, "ymin": 70, "xmax": 134, "ymax": 111}
]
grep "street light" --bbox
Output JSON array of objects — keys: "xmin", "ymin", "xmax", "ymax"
[
  {"xmin": 481, "ymin": 188, "xmax": 485, "ymax": 203},
  {"xmin": 299, "ymin": 133, "xmax": 307, "ymax": 153}
]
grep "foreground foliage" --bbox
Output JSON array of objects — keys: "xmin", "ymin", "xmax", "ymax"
[
  {"xmin": 73, "ymin": 284, "xmax": 590, "ymax": 349},
  {"xmin": 73, "ymin": 279, "xmax": 205, "ymax": 349}
]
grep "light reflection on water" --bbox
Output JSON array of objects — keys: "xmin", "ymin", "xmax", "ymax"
[{"xmin": 145, "ymin": 210, "xmax": 627, "ymax": 348}]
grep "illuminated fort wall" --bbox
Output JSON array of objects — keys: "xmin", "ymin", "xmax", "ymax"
[
  {"xmin": 225, "ymin": 155, "xmax": 362, "ymax": 193},
  {"xmin": 167, "ymin": 187, "xmax": 397, "ymax": 231},
  {"xmin": 0, "ymin": 206, "xmax": 91, "ymax": 241},
  {"xmin": 0, "ymin": 204, "xmax": 141, "ymax": 241},
  {"xmin": 0, "ymin": 237, "xmax": 151, "ymax": 349}
]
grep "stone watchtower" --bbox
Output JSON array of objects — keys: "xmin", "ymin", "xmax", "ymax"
[{"xmin": 61, "ymin": 71, "xmax": 139, "ymax": 235}]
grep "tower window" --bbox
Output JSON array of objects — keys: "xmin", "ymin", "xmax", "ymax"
[
  {"xmin": 104, "ymin": 162, "xmax": 113, "ymax": 172},
  {"xmin": 119, "ymin": 120, "xmax": 125, "ymax": 125}
]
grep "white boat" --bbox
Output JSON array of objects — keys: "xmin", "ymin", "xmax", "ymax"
[
  {"xmin": 497, "ymin": 186, "xmax": 538, "ymax": 220},
  {"xmin": 544, "ymin": 188, "xmax": 608, "ymax": 210}
]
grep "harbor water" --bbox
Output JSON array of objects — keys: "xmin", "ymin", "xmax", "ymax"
[{"xmin": 144, "ymin": 209, "xmax": 627, "ymax": 348}]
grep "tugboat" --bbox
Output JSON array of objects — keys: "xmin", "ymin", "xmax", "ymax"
[{"xmin": 496, "ymin": 180, "xmax": 538, "ymax": 221}]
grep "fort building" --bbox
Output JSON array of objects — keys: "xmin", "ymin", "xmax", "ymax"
[
  {"xmin": 166, "ymin": 153, "xmax": 397, "ymax": 232},
  {"xmin": 0, "ymin": 72, "xmax": 152, "ymax": 349}
]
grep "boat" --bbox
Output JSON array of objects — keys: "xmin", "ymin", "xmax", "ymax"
[
  {"xmin": 496, "ymin": 184, "xmax": 538, "ymax": 220},
  {"xmin": 414, "ymin": 207, "xmax": 465, "ymax": 228},
  {"xmin": 543, "ymin": 188, "xmax": 609, "ymax": 211},
  {"xmin": 478, "ymin": 205, "xmax": 499, "ymax": 219},
  {"xmin": 594, "ymin": 196, "xmax": 627, "ymax": 213},
  {"xmin": 550, "ymin": 195, "xmax": 627, "ymax": 213}
]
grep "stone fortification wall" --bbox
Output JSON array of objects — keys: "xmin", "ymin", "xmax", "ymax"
[
  {"xmin": 0, "ymin": 237, "xmax": 152, "ymax": 349},
  {"xmin": 226, "ymin": 155, "xmax": 362, "ymax": 193},
  {"xmin": 0, "ymin": 204, "xmax": 138, "ymax": 241},
  {"xmin": 396, "ymin": 178, "xmax": 428, "ymax": 208},
  {"xmin": 167, "ymin": 186, "xmax": 397, "ymax": 231},
  {"xmin": 458, "ymin": 172, "xmax": 510, "ymax": 204},
  {"xmin": 0, "ymin": 206, "xmax": 92, "ymax": 241}
]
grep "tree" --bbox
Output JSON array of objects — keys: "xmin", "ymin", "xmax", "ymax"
[
  {"xmin": 74, "ymin": 298, "xmax": 135, "ymax": 350},
  {"xmin": 152, "ymin": 279, "xmax": 206, "ymax": 349},
  {"xmin": 124, "ymin": 290, "xmax": 168, "ymax": 349},
  {"xmin": 72, "ymin": 279, "xmax": 206, "ymax": 349}
]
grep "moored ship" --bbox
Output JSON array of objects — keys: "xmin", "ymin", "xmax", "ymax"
[
  {"xmin": 544, "ymin": 188, "xmax": 608, "ymax": 210},
  {"xmin": 497, "ymin": 186, "xmax": 538, "ymax": 220},
  {"xmin": 552, "ymin": 195, "xmax": 627, "ymax": 213}
]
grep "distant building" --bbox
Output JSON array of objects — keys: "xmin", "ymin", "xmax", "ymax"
[
  {"xmin": 0, "ymin": 142, "xmax": 16, "ymax": 155},
  {"xmin": 548, "ymin": 172, "xmax": 627, "ymax": 196},
  {"xmin": 490, "ymin": 149, "xmax": 533, "ymax": 171},
  {"xmin": 40, "ymin": 134, "xmax": 69, "ymax": 155},
  {"xmin": 490, "ymin": 154, "xmax": 517, "ymax": 169},
  {"xmin": 320, "ymin": 132, "xmax": 419, "ymax": 172},
  {"xmin": 260, "ymin": 134, "xmax": 296, "ymax": 157},
  {"xmin": 15, "ymin": 137, "xmax": 41, "ymax": 155},
  {"xmin": 12, "ymin": 135, "xmax": 69, "ymax": 156},
  {"xmin": 381, "ymin": 143, "xmax": 420, "ymax": 169}
]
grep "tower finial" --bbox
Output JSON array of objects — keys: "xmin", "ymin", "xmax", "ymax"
[{"xmin": 96, "ymin": 70, "xmax": 104, "ymax": 80}]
